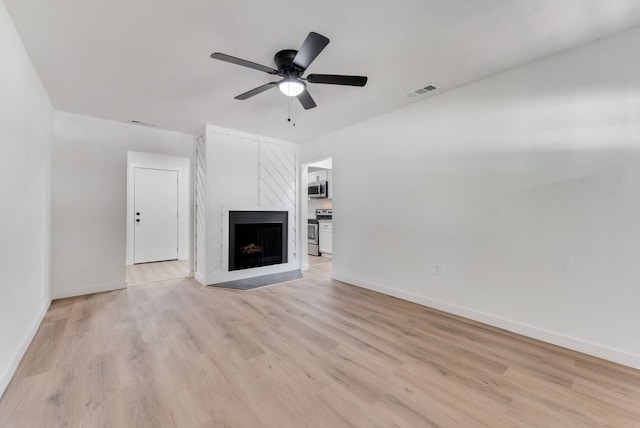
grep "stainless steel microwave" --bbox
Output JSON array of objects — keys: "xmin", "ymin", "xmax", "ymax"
[{"xmin": 308, "ymin": 180, "xmax": 328, "ymax": 198}]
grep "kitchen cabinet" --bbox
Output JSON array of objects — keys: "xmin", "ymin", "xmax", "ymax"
[
  {"xmin": 309, "ymin": 169, "xmax": 328, "ymax": 182},
  {"xmin": 319, "ymin": 221, "xmax": 332, "ymax": 255},
  {"xmin": 327, "ymin": 170, "xmax": 333, "ymax": 199}
]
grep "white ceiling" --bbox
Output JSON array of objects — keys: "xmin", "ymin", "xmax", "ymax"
[{"xmin": 5, "ymin": 0, "xmax": 640, "ymax": 142}]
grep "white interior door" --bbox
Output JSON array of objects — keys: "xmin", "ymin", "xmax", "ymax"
[{"xmin": 134, "ymin": 168, "xmax": 179, "ymax": 264}]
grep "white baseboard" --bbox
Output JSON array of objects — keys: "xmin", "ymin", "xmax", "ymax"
[
  {"xmin": 194, "ymin": 272, "xmax": 206, "ymax": 285},
  {"xmin": 52, "ymin": 281, "xmax": 127, "ymax": 299},
  {"xmin": 331, "ymin": 273, "xmax": 640, "ymax": 371},
  {"xmin": 0, "ymin": 299, "xmax": 50, "ymax": 397}
]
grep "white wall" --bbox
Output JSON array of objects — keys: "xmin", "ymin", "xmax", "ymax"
[
  {"xmin": 51, "ymin": 112, "xmax": 193, "ymax": 298},
  {"xmin": 126, "ymin": 151, "xmax": 191, "ymax": 265},
  {"xmin": 302, "ymin": 26, "xmax": 640, "ymax": 369},
  {"xmin": 0, "ymin": 0, "xmax": 53, "ymax": 395}
]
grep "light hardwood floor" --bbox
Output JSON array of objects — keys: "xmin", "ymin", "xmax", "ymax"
[
  {"xmin": 308, "ymin": 255, "xmax": 332, "ymax": 274},
  {"xmin": 126, "ymin": 260, "xmax": 190, "ymax": 286},
  {"xmin": 1, "ymin": 266, "xmax": 640, "ymax": 427}
]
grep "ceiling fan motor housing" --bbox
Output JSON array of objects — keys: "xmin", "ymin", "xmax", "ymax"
[{"xmin": 274, "ymin": 49, "xmax": 302, "ymax": 76}]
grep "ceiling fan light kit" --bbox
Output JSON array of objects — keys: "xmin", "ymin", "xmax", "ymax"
[
  {"xmin": 210, "ymin": 32, "xmax": 368, "ymax": 110},
  {"xmin": 278, "ymin": 79, "xmax": 305, "ymax": 97}
]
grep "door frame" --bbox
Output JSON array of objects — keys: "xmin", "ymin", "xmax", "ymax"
[
  {"xmin": 300, "ymin": 156, "xmax": 333, "ymax": 271},
  {"xmin": 126, "ymin": 152, "xmax": 191, "ymax": 267}
]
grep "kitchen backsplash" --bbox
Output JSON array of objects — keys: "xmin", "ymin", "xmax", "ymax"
[{"xmin": 309, "ymin": 198, "xmax": 332, "ymax": 217}]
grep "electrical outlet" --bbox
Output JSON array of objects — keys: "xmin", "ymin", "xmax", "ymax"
[{"xmin": 435, "ymin": 264, "xmax": 442, "ymax": 276}]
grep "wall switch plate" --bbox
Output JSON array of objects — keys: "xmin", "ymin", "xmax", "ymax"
[{"xmin": 435, "ymin": 264, "xmax": 442, "ymax": 276}]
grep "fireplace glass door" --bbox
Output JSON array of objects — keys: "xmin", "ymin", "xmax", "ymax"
[{"xmin": 229, "ymin": 211, "xmax": 288, "ymax": 271}]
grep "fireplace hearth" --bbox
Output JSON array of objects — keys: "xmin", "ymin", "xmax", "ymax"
[{"xmin": 229, "ymin": 211, "xmax": 288, "ymax": 271}]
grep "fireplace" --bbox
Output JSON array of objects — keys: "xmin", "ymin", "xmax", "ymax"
[{"xmin": 228, "ymin": 211, "xmax": 288, "ymax": 271}]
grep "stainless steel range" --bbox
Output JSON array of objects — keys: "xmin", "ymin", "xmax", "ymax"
[
  {"xmin": 307, "ymin": 219, "xmax": 319, "ymax": 256},
  {"xmin": 315, "ymin": 209, "xmax": 333, "ymax": 221}
]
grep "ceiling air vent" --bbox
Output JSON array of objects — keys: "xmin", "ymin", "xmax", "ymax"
[
  {"xmin": 129, "ymin": 119, "xmax": 159, "ymax": 128},
  {"xmin": 405, "ymin": 84, "xmax": 438, "ymax": 98}
]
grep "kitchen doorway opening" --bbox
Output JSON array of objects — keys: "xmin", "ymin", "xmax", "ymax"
[
  {"xmin": 303, "ymin": 157, "xmax": 333, "ymax": 276},
  {"xmin": 126, "ymin": 151, "xmax": 191, "ymax": 286}
]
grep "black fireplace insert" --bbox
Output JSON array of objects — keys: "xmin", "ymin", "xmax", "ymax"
[{"xmin": 229, "ymin": 211, "xmax": 288, "ymax": 271}]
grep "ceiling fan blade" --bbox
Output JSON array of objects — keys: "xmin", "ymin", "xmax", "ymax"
[
  {"xmin": 211, "ymin": 52, "xmax": 278, "ymax": 75},
  {"xmin": 235, "ymin": 82, "xmax": 278, "ymax": 100},
  {"xmin": 297, "ymin": 89, "xmax": 317, "ymax": 110},
  {"xmin": 292, "ymin": 32, "xmax": 330, "ymax": 71},
  {"xmin": 307, "ymin": 74, "xmax": 368, "ymax": 86}
]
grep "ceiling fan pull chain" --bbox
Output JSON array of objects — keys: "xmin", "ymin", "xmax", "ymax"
[{"xmin": 287, "ymin": 97, "xmax": 296, "ymax": 127}]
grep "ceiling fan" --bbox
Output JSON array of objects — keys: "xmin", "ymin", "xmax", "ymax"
[{"xmin": 210, "ymin": 32, "xmax": 367, "ymax": 110}]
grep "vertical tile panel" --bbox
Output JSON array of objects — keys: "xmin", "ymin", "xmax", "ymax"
[
  {"xmin": 207, "ymin": 132, "xmax": 260, "ymax": 274},
  {"xmin": 259, "ymin": 142, "xmax": 297, "ymax": 261},
  {"xmin": 194, "ymin": 132, "xmax": 207, "ymax": 277}
]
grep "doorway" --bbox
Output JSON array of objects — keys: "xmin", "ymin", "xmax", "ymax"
[
  {"xmin": 303, "ymin": 157, "xmax": 333, "ymax": 275},
  {"xmin": 126, "ymin": 151, "xmax": 191, "ymax": 285}
]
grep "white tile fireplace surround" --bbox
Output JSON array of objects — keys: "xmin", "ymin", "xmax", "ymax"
[
  {"xmin": 197, "ymin": 125, "xmax": 299, "ymax": 286},
  {"xmin": 215, "ymin": 206, "xmax": 297, "ymax": 284}
]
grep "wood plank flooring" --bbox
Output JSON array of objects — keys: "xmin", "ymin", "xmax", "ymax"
[
  {"xmin": 126, "ymin": 259, "xmax": 189, "ymax": 286},
  {"xmin": 2, "ymin": 263, "xmax": 640, "ymax": 427}
]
